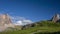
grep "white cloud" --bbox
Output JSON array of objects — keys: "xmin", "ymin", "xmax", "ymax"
[
  {"xmin": 10, "ymin": 16, "xmax": 33, "ymax": 25},
  {"xmin": 14, "ymin": 19, "xmax": 33, "ymax": 25},
  {"xmin": 22, "ymin": 20, "xmax": 33, "ymax": 25},
  {"xmin": 14, "ymin": 21, "xmax": 23, "ymax": 25}
]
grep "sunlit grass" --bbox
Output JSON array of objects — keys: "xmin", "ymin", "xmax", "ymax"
[
  {"xmin": 0, "ymin": 21, "xmax": 60, "ymax": 34},
  {"xmin": 0, "ymin": 26, "xmax": 60, "ymax": 34}
]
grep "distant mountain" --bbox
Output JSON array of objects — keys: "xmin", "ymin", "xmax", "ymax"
[
  {"xmin": 51, "ymin": 14, "xmax": 60, "ymax": 22},
  {"xmin": 0, "ymin": 14, "xmax": 15, "ymax": 31},
  {"xmin": 0, "ymin": 13, "xmax": 34, "ymax": 31},
  {"xmin": 16, "ymin": 14, "xmax": 60, "ymax": 30},
  {"xmin": 0, "ymin": 13, "xmax": 60, "ymax": 31},
  {"xmin": 0, "ymin": 14, "xmax": 11, "ymax": 25}
]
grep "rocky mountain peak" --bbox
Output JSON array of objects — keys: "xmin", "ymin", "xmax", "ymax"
[
  {"xmin": 0, "ymin": 14, "xmax": 12, "ymax": 25},
  {"xmin": 0, "ymin": 14, "xmax": 15, "ymax": 31},
  {"xmin": 52, "ymin": 14, "xmax": 60, "ymax": 22}
]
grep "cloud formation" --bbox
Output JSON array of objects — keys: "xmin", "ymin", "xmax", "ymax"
[{"xmin": 10, "ymin": 16, "xmax": 33, "ymax": 25}]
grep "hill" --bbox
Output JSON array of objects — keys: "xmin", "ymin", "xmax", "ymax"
[
  {"xmin": 0, "ymin": 21, "xmax": 60, "ymax": 34},
  {"xmin": 0, "ymin": 14, "xmax": 60, "ymax": 34}
]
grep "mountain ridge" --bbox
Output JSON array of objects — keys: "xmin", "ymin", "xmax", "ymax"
[{"xmin": 0, "ymin": 13, "xmax": 60, "ymax": 31}]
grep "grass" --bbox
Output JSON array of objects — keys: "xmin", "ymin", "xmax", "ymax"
[
  {"xmin": 0, "ymin": 21, "xmax": 60, "ymax": 34},
  {"xmin": 0, "ymin": 26, "xmax": 60, "ymax": 34}
]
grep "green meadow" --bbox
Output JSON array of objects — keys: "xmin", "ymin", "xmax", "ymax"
[{"xmin": 0, "ymin": 21, "xmax": 60, "ymax": 34}]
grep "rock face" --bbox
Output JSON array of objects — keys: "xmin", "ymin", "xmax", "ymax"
[
  {"xmin": 52, "ymin": 14, "xmax": 60, "ymax": 22},
  {"xmin": 0, "ymin": 14, "xmax": 14, "ymax": 31},
  {"xmin": 0, "ymin": 14, "xmax": 12, "ymax": 25}
]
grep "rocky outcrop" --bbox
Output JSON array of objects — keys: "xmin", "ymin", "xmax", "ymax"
[
  {"xmin": 0, "ymin": 14, "xmax": 15, "ymax": 31},
  {"xmin": 52, "ymin": 14, "xmax": 60, "ymax": 22},
  {"xmin": 0, "ymin": 14, "xmax": 12, "ymax": 25}
]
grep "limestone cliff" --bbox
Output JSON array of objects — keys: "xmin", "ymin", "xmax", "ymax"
[
  {"xmin": 0, "ymin": 14, "xmax": 15, "ymax": 31},
  {"xmin": 52, "ymin": 14, "xmax": 60, "ymax": 22}
]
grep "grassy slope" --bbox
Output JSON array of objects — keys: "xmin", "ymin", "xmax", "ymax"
[
  {"xmin": 0, "ymin": 27, "xmax": 60, "ymax": 34},
  {"xmin": 0, "ymin": 21, "xmax": 60, "ymax": 34}
]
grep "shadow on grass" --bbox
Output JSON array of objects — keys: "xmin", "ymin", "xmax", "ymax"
[{"xmin": 35, "ymin": 31, "xmax": 60, "ymax": 34}]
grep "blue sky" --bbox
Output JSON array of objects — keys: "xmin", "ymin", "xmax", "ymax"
[{"xmin": 0, "ymin": 0, "xmax": 60, "ymax": 22}]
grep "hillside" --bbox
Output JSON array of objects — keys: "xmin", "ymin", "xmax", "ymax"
[
  {"xmin": 0, "ymin": 21, "xmax": 60, "ymax": 34},
  {"xmin": 0, "ymin": 14, "xmax": 60, "ymax": 34}
]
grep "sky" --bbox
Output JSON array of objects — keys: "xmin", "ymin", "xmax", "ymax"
[{"xmin": 0, "ymin": 0, "xmax": 60, "ymax": 22}]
